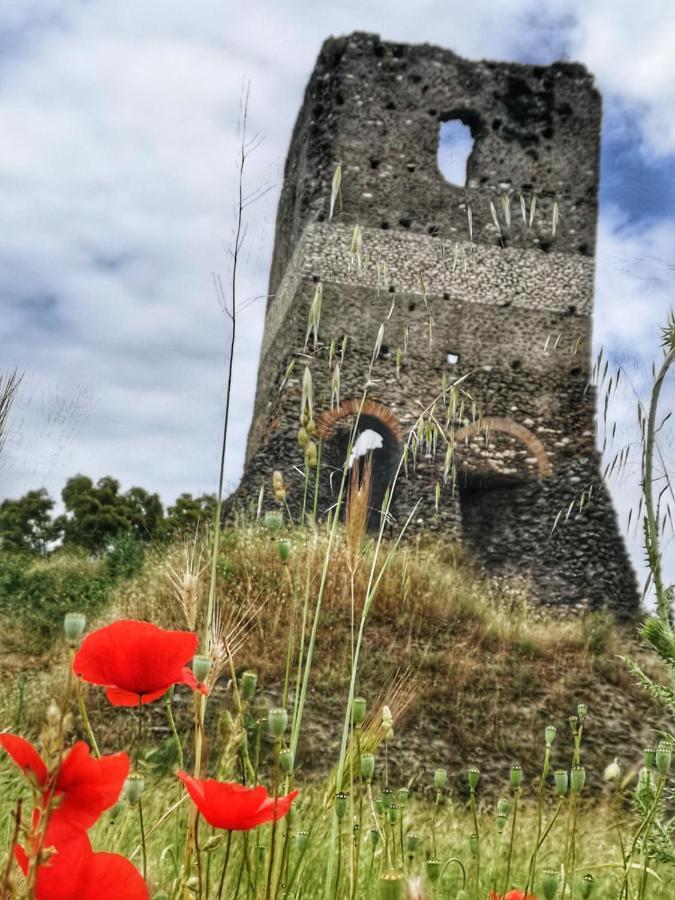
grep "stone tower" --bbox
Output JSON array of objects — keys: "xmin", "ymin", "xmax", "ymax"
[{"xmin": 233, "ymin": 32, "xmax": 638, "ymax": 616}]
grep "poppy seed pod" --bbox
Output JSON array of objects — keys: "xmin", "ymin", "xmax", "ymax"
[
  {"xmin": 379, "ymin": 870, "xmax": 406, "ymax": 900},
  {"xmin": 425, "ymin": 859, "xmax": 442, "ymax": 883},
  {"xmin": 545, "ymin": 725, "xmax": 557, "ymax": 747},
  {"xmin": 280, "ymin": 748, "xmax": 294, "ymax": 774},
  {"xmin": 375, "ymin": 799, "xmax": 385, "ymax": 816},
  {"xmin": 542, "ymin": 867, "xmax": 561, "ymax": 900},
  {"xmin": 406, "ymin": 832, "xmax": 420, "ymax": 854},
  {"xmin": 335, "ymin": 792, "xmax": 349, "ymax": 820},
  {"xmin": 554, "ymin": 770, "xmax": 569, "ymax": 796},
  {"xmin": 398, "ymin": 787, "xmax": 409, "ymax": 805},
  {"xmin": 510, "ymin": 765, "xmax": 523, "ymax": 789},
  {"xmin": 644, "ymin": 748, "xmax": 656, "ymax": 769},
  {"xmin": 64, "ymin": 612, "xmax": 86, "ymax": 642},
  {"xmin": 277, "ymin": 539, "xmax": 291, "ymax": 563},
  {"xmin": 352, "ymin": 697, "xmax": 367, "ymax": 726},
  {"xmin": 239, "ymin": 670, "xmax": 257, "ymax": 701},
  {"xmin": 577, "ymin": 704, "xmax": 588, "ymax": 723},
  {"xmin": 580, "ymin": 873, "xmax": 595, "ymax": 898},
  {"xmin": 268, "ymin": 708, "xmax": 289, "ymax": 738},
  {"xmin": 294, "ymin": 830, "xmax": 309, "ymax": 852},
  {"xmin": 468, "ymin": 833, "xmax": 478, "ymax": 856},
  {"xmin": 382, "ymin": 786, "xmax": 394, "ymax": 808},
  {"xmin": 387, "ymin": 803, "xmax": 399, "ymax": 825},
  {"xmin": 655, "ymin": 741, "xmax": 672, "ymax": 775},
  {"xmin": 571, "ymin": 766, "xmax": 586, "ymax": 795},
  {"xmin": 192, "ymin": 655, "xmax": 211, "ymax": 684},
  {"xmin": 369, "ymin": 828, "xmax": 380, "ymax": 847},
  {"xmin": 124, "ymin": 774, "xmax": 145, "ymax": 805},
  {"xmin": 568, "ymin": 716, "xmax": 578, "ymax": 734},
  {"xmin": 434, "ymin": 768, "xmax": 448, "ymax": 790},
  {"xmin": 467, "ymin": 767, "xmax": 480, "ymax": 790},
  {"xmin": 360, "ymin": 753, "xmax": 375, "ymax": 782},
  {"xmin": 264, "ymin": 511, "xmax": 283, "ymax": 532},
  {"xmin": 497, "ymin": 798, "xmax": 511, "ymax": 816},
  {"xmin": 495, "ymin": 812, "xmax": 508, "ymax": 832}
]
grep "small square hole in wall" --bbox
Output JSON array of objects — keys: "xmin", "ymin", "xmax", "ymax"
[{"xmin": 447, "ymin": 352, "xmax": 460, "ymax": 365}]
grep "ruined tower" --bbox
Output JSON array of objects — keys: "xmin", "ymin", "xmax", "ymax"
[{"xmin": 234, "ymin": 32, "xmax": 638, "ymax": 616}]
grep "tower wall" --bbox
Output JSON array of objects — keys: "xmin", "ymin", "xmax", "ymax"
[{"xmin": 232, "ymin": 33, "xmax": 638, "ymax": 617}]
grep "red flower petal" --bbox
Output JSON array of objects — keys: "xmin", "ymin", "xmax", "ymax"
[
  {"xmin": 0, "ymin": 734, "xmax": 47, "ymax": 786},
  {"xmin": 54, "ymin": 742, "xmax": 129, "ymax": 831},
  {"xmin": 15, "ymin": 819, "xmax": 148, "ymax": 900},
  {"xmin": 105, "ymin": 685, "xmax": 170, "ymax": 706},
  {"xmin": 73, "ymin": 620, "xmax": 198, "ymax": 702},
  {"xmin": 177, "ymin": 771, "xmax": 299, "ymax": 831}
]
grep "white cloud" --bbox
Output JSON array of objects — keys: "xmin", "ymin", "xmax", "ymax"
[{"xmin": 0, "ymin": 0, "xmax": 674, "ymax": 602}]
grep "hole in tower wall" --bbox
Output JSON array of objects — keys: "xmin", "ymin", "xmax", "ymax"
[{"xmin": 437, "ymin": 119, "xmax": 475, "ymax": 187}]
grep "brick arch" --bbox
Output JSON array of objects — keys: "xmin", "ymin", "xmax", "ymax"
[
  {"xmin": 316, "ymin": 399, "xmax": 403, "ymax": 443},
  {"xmin": 454, "ymin": 416, "xmax": 552, "ymax": 478}
]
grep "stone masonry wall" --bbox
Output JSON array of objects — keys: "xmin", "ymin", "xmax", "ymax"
[{"xmin": 230, "ymin": 33, "xmax": 638, "ymax": 617}]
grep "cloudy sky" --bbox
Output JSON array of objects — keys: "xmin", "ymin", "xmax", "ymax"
[{"xmin": 1, "ymin": 0, "xmax": 673, "ymax": 594}]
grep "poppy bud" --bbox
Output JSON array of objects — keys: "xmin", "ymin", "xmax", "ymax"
[
  {"xmin": 580, "ymin": 873, "xmax": 595, "ymax": 898},
  {"xmin": 468, "ymin": 833, "xmax": 478, "ymax": 856},
  {"xmin": 656, "ymin": 741, "xmax": 672, "ymax": 775},
  {"xmin": 280, "ymin": 748, "xmax": 294, "ymax": 773},
  {"xmin": 426, "ymin": 859, "xmax": 441, "ymax": 883},
  {"xmin": 571, "ymin": 766, "xmax": 586, "ymax": 795},
  {"xmin": 644, "ymin": 748, "xmax": 656, "ymax": 769},
  {"xmin": 335, "ymin": 792, "xmax": 349, "ymax": 821},
  {"xmin": 379, "ymin": 870, "xmax": 405, "ymax": 900},
  {"xmin": 277, "ymin": 539, "xmax": 291, "ymax": 563},
  {"xmin": 352, "ymin": 697, "xmax": 367, "ymax": 726},
  {"xmin": 294, "ymin": 831, "xmax": 308, "ymax": 852},
  {"xmin": 406, "ymin": 832, "xmax": 420, "ymax": 854},
  {"xmin": 192, "ymin": 655, "xmax": 210, "ymax": 684},
  {"xmin": 554, "ymin": 770, "xmax": 568, "ymax": 796},
  {"xmin": 603, "ymin": 758, "xmax": 621, "ymax": 782},
  {"xmin": 467, "ymin": 767, "xmax": 480, "ymax": 790},
  {"xmin": 124, "ymin": 774, "xmax": 145, "ymax": 805},
  {"xmin": 361, "ymin": 754, "xmax": 375, "ymax": 782},
  {"xmin": 545, "ymin": 725, "xmax": 557, "ymax": 747},
  {"xmin": 398, "ymin": 787, "xmax": 409, "ymax": 806},
  {"xmin": 577, "ymin": 703, "xmax": 587, "ymax": 723},
  {"xmin": 434, "ymin": 768, "xmax": 448, "ymax": 790},
  {"xmin": 542, "ymin": 867, "xmax": 560, "ymax": 899},
  {"xmin": 64, "ymin": 612, "xmax": 86, "ymax": 642},
  {"xmin": 268, "ymin": 707, "xmax": 288, "ymax": 738},
  {"xmin": 264, "ymin": 512, "xmax": 283, "ymax": 532},
  {"xmin": 370, "ymin": 828, "xmax": 380, "ymax": 848},
  {"xmin": 497, "ymin": 798, "xmax": 510, "ymax": 816},
  {"xmin": 510, "ymin": 765, "xmax": 523, "ymax": 789},
  {"xmin": 387, "ymin": 803, "xmax": 399, "ymax": 825},
  {"xmin": 240, "ymin": 670, "xmax": 257, "ymax": 700}
]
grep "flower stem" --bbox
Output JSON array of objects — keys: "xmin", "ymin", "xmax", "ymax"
[
  {"xmin": 216, "ymin": 830, "xmax": 233, "ymax": 900},
  {"xmin": 76, "ymin": 679, "xmax": 100, "ymax": 758}
]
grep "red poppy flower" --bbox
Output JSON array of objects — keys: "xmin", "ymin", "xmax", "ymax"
[
  {"xmin": 177, "ymin": 771, "xmax": 299, "ymax": 831},
  {"xmin": 0, "ymin": 734, "xmax": 129, "ymax": 831},
  {"xmin": 73, "ymin": 619, "xmax": 208, "ymax": 706},
  {"xmin": 488, "ymin": 891, "xmax": 536, "ymax": 900},
  {"xmin": 15, "ymin": 816, "xmax": 148, "ymax": 900}
]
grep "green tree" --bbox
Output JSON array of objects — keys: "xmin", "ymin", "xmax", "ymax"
[
  {"xmin": 164, "ymin": 492, "xmax": 217, "ymax": 538},
  {"xmin": 0, "ymin": 488, "xmax": 57, "ymax": 554},
  {"xmin": 56, "ymin": 475, "xmax": 164, "ymax": 554}
]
